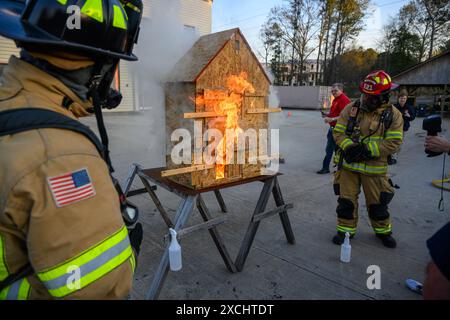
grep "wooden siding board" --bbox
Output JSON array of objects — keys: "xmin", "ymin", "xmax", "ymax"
[{"xmin": 0, "ymin": 37, "xmax": 19, "ymax": 64}]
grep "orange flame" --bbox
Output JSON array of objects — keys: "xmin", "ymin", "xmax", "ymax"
[
  {"xmin": 322, "ymin": 95, "xmax": 335, "ymax": 116},
  {"xmin": 330, "ymin": 94, "xmax": 335, "ymax": 106},
  {"xmin": 323, "ymin": 95, "xmax": 335, "ymax": 110},
  {"xmin": 195, "ymin": 72, "xmax": 255, "ymax": 179},
  {"xmin": 322, "ymin": 98, "xmax": 328, "ymax": 110}
]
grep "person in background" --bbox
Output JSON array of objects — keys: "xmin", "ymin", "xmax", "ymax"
[
  {"xmin": 388, "ymin": 90, "xmax": 416, "ymax": 165},
  {"xmin": 317, "ymin": 83, "xmax": 351, "ymax": 174},
  {"xmin": 331, "ymin": 70, "xmax": 403, "ymax": 248}
]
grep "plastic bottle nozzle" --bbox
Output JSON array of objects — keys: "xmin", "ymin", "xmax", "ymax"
[{"xmin": 344, "ymin": 232, "xmax": 350, "ymax": 246}]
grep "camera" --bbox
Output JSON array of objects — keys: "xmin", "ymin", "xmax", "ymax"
[{"xmin": 423, "ymin": 114, "xmax": 443, "ymax": 157}]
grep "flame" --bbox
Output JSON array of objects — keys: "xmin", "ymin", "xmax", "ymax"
[
  {"xmin": 195, "ymin": 72, "xmax": 255, "ymax": 179},
  {"xmin": 322, "ymin": 98, "xmax": 328, "ymax": 110},
  {"xmin": 322, "ymin": 95, "xmax": 335, "ymax": 113}
]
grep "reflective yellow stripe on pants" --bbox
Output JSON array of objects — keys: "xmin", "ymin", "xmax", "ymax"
[
  {"xmin": 374, "ymin": 224, "xmax": 392, "ymax": 235},
  {"xmin": 337, "ymin": 225, "xmax": 356, "ymax": 235},
  {"xmin": 37, "ymin": 225, "xmax": 133, "ymax": 298}
]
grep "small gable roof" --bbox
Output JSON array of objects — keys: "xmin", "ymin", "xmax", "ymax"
[{"xmin": 166, "ymin": 28, "xmax": 271, "ymax": 83}]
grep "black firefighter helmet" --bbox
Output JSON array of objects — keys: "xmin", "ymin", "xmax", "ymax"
[{"xmin": 0, "ymin": 0, "xmax": 143, "ymax": 61}]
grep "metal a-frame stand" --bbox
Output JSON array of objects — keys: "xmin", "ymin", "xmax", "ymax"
[{"xmin": 123, "ymin": 164, "xmax": 295, "ymax": 300}]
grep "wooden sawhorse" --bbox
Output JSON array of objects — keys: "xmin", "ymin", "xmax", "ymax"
[{"xmin": 123, "ymin": 165, "xmax": 295, "ymax": 300}]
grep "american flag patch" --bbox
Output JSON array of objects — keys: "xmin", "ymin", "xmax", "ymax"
[{"xmin": 48, "ymin": 168, "xmax": 96, "ymax": 207}]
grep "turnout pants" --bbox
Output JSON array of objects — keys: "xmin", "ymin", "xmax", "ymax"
[{"xmin": 333, "ymin": 169, "xmax": 395, "ymax": 236}]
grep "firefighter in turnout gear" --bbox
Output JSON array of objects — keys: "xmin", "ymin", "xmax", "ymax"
[
  {"xmin": 332, "ymin": 70, "xmax": 404, "ymax": 248},
  {"xmin": 0, "ymin": 0, "xmax": 144, "ymax": 299}
]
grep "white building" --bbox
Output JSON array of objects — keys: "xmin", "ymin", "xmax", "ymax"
[
  {"xmin": 266, "ymin": 59, "xmax": 323, "ymax": 86},
  {"xmin": 0, "ymin": 0, "xmax": 213, "ymax": 111}
]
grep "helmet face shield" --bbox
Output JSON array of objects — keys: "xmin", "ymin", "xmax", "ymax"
[
  {"xmin": 361, "ymin": 93, "xmax": 382, "ymax": 111},
  {"xmin": 120, "ymin": 0, "xmax": 143, "ymax": 54}
]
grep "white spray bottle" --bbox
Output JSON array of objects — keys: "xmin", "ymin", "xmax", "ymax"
[
  {"xmin": 340, "ymin": 232, "xmax": 351, "ymax": 263},
  {"xmin": 169, "ymin": 228, "xmax": 182, "ymax": 271}
]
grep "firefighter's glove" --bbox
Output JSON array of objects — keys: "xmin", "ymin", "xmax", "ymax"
[
  {"xmin": 360, "ymin": 144, "xmax": 376, "ymax": 161},
  {"xmin": 129, "ymin": 222, "xmax": 143, "ymax": 256},
  {"xmin": 344, "ymin": 143, "xmax": 374, "ymax": 163}
]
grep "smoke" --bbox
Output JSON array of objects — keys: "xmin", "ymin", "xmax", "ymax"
[
  {"xmin": 264, "ymin": 67, "xmax": 284, "ymax": 169},
  {"xmin": 130, "ymin": 0, "xmax": 199, "ymax": 165},
  {"xmin": 265, "ymin": 67, "xmax": 283, "ymax": 131}
]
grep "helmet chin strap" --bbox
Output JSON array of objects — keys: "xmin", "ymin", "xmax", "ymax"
[
  {"xmin": 87, "ymin": 62, "xmax": 141, "ymax": 230},
  {"xmin": 88, "ymin": 62, "xmax": 115, "ymax": 173}
]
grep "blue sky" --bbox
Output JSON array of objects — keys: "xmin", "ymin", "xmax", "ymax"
[{"xmin": 212, "ymin": 0, "xmax": 409, "ymax": 60}]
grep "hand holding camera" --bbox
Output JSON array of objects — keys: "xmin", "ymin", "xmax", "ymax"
[
  {"xmin": 423, "ymin": 115, "xmax": 445, "ymax": 157},
  {"xmin": 425, "ymin": 136, "xmax": 450, "ymax": 154}
]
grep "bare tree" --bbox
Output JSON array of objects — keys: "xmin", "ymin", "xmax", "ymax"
[
  {"xmin": 321, "ymin": 0, "xmax": 335, "ymax": 85},
  {"xmin": 268, "ymin": 0, "xmax": 320, "ymax": 86},
  {"xmin": 398, "ymin": 1, "xmax": 431, "ymax": 61},
  {"xmin": 324, "ymin": 0, "xmax": 369, "ymax": 84},
  {"xmin": 259, "ymin": 21, "xmax": 279, "ymax": 65},
  {"xmin": 268, "ymin": 5, "xmax": 297, "ymax": 85},
  {"xmin": 316, "ymin": 0, "xmax": 334, "ymax": 85},
  {"xmin": 293, "ymin": 0, "xmax": 321, "ymax": 85},
  {"xmin": 420, "ymin": 0, "xmax": 449, "ymax": 58}
]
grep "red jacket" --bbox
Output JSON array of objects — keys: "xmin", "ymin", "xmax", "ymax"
[{"xmin": 328, "ymin": 93, "xmax": 351, "ymax": 127}]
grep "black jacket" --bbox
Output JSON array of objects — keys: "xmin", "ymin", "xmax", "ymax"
[{"xmin": 394, "ymin": 102, "xmax": 416, "ymax": 131}]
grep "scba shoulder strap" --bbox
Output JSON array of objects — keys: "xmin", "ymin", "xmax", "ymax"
[
  {"xmin": 344, "ymin": 101, "xmax": 394, "ymax": 139},
  {"xmin": 0, "ymin": 108, "xmax": 105, "ymax": 158},
  {"xmin": 345, "ymin": 99, "xmax": 361, "ymax": 137},
  {"xmin": 381, "ymin": 105, "xmax": 394, "ymax": 131}
]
